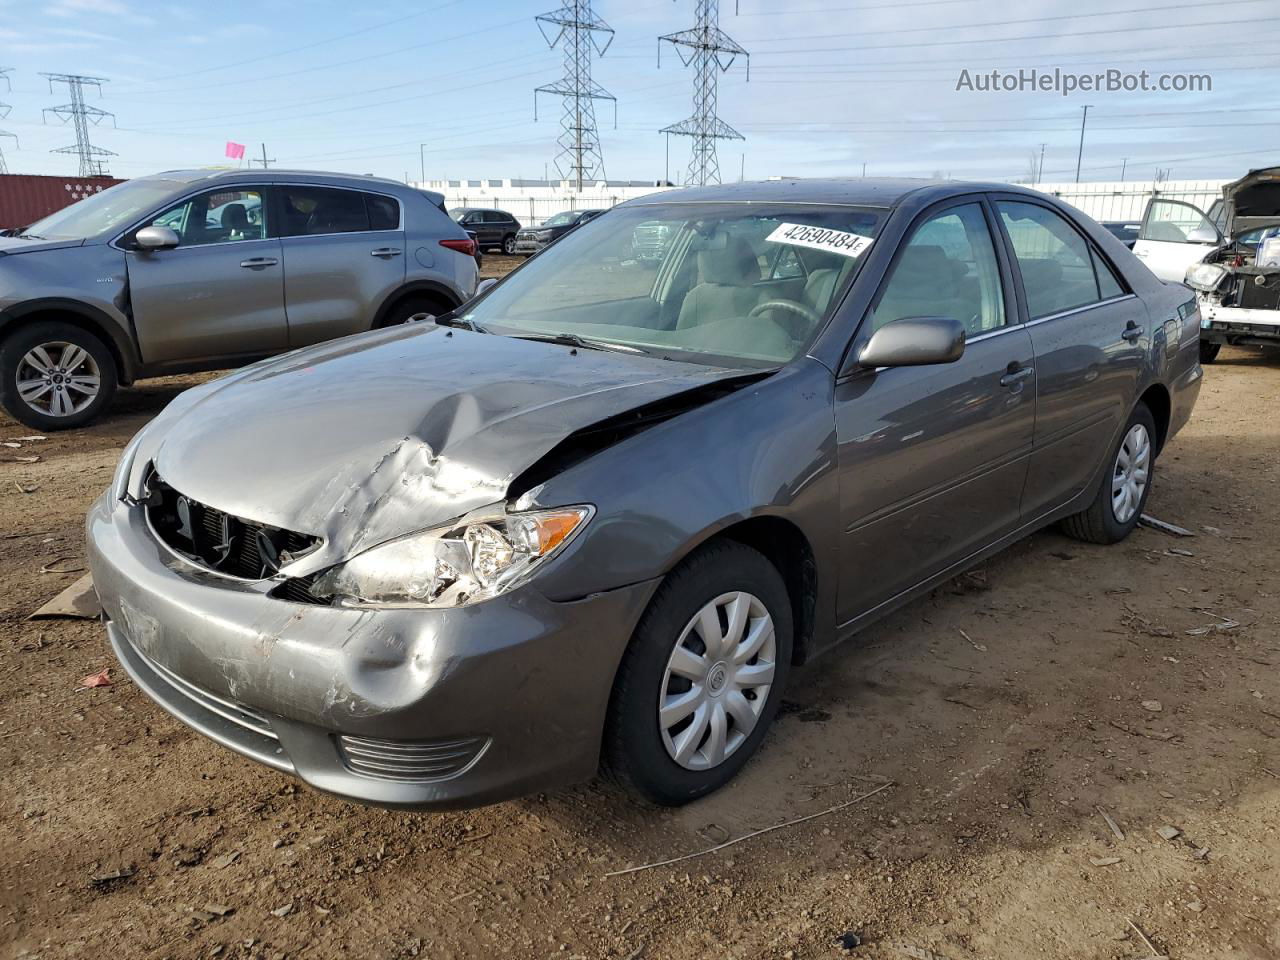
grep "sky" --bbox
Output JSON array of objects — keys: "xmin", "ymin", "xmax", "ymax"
[{"xmin": 0, "ymin": 0, "xmax": 1277, "ymax": 186}]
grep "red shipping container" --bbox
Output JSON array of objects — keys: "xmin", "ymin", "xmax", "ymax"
[{"xmin": 0, "ymin": 173, "xmax": 125, "ymax": 230}]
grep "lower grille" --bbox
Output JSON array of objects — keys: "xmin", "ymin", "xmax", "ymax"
[
  {"xmin": 145, "ymin": 471, "xmax": 321, "ymax": 581},
  {"xmin": 337, "ymin": 734, "xmax": 489, "ymax": 783},
  {"xmin": 142, "ymin": 647, "xmax": 277, "ymax": 741}
]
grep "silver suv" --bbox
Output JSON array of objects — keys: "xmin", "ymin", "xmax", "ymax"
[{"xmin": 0, "ymin": 169, "xmax": 478, "ymax": 429}]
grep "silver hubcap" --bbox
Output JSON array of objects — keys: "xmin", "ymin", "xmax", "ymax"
[
  {"xmin": 1111, "ymin": 423, "xmax": 1151, "ymax": 524},
  {"xmin": 658, "ymin": 591, "xmax": 777, "ymax": 771},
  {"xmin": 16, "ymin": 341, "xmax": 101, "ymax": 417}
]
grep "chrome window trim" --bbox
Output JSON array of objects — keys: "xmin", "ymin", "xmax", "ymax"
[{"xmin": 1024, "ymin": 293, "xmax": 1136, "ymax": 328}]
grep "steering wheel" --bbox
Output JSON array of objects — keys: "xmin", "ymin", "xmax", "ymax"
[{"xmin": 749, "ymin": 299, "xmax": 821, "ymax": 327}]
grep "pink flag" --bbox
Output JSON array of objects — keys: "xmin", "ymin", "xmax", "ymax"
[{"xmin": 225, "ymin": 141, "xmax": 246, "ymax": 160}]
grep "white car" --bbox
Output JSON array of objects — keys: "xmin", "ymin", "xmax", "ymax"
[{"xmin": 1132, "ymin": 167, "xmax": 1280, "ymax": 363}]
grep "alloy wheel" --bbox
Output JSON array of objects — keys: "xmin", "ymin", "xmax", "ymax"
[
  {"xmin": 1111, "ymin": 422, "xmax": 1150, "ymax": 524},
  {"xmin": 16, "ymin": 341, "xmax": 102, "ymax": 418},
  {"xmin": 503, "ymin": 236, "xmax": 516, "ymax": 255},
  {"xmin": 658, "ymin": 591, "xmax": 777, "ymax": 771}
]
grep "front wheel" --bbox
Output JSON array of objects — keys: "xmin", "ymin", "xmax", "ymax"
[
  {"xmin": 1199, "ymin": 340, "xmax": 1221, "ymax": 364},
  {"xmin": 0, "ymin": 321, "xmax": 118, "ymax": 430},
  {"xmin": 502, "ymin": 234, "xmax": 517, "ymax": 255},
  {"xmin": 380, "ymin": 295, "xmax": 451, "ymax": 327},
  {"xmin": 1060, "ymin": 403, "xmax": 1156, "ymax": 545},
  {"xmin": 602, "ymin": 541, "xmax": 792, "ymax": 806}
]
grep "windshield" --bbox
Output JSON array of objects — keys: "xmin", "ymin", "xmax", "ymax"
[
  {"xmin": 448, "ymin": 208, "xmax": 468, "ymax": 220},
  {"xmin": 543, "ymin": 211, "xmax": 578, "ymax": 227},
  {"xmin": 22, "ymin": 179, "xmax": 185, "ymax": 240},
  {"xmin": 464, "ymin": 202, "xmax": 883, "ymax": 367}
]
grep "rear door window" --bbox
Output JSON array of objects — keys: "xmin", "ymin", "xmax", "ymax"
[
  {"xmin": 997, "ymin": 201, "xmax": 1108, "ymax": 319},
  {"xmin": 279, "ymin": 186, "xmax": 371, "ymax": 236}
]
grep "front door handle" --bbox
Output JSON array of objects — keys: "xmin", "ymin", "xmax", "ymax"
[
  {"xmin": 371, "ymin": 247, "xmax": 403, "ymax": 259},
  {"xmin": 240, "ymin": 257, "xmax": 279, "ymax": 269},
  {"xmin": 999, "ymin": 366, "xmax": 1034, "ymax": 389},
  {"xmin": 1121, "ymin": 321, "xmax": 1145, "ymax": 342}
]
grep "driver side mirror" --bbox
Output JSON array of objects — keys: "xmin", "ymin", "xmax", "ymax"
[
  {"xmin": 133, "ymin": 225, "xmax": 180, "ymax": 251},
  {"xmin": 1186, "ymin": 225, "xmax": 1220, "ymax": 245},
  {"xmin": 857, "ymin": 317, "xmax": 966, "ymax": 369},
  {"xmin": 474, "ymin": 278, "xmax": 497, "ymax": 298}
]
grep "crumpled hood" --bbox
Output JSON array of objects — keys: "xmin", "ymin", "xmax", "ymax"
[
  {"xmin": 149, "ymin": 323, "xmax": 742, "ymax": 562},
  {"xmin": 0, "ymin": 235, "xmax": 87, "ymax": 256}
]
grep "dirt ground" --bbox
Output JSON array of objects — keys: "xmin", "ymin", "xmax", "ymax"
[{"xmin": 2, "ymin": 331, "xmax": 1278, "ymax": 960}]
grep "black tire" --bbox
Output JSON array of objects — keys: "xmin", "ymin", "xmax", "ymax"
[
  {"xmin": 1199, "ymin": 340, "xmax": 1221, "ymax": 364},
  {"xmin": 380, "ymin": 295, "xmax": 452, "ymax": 327},
  {"xmin": 0, "ymin": 320, "xmax": 118, "ymax": 430},
  {"xmin": 502, "ymin": 234, "xmax": 517, "ymax": 256},
  {"xmin": 602, "ymin": 541, "xmax": 793, "ymax": 806},
  {"xmin": 1060, "ymin": 403, "xmax": 1157, "ymax": 545}
]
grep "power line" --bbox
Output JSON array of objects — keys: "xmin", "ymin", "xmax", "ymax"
[
  {"xmin": 661, "ymin": 0, "xmax": 749, "ymax": 187},
  {"xmin": 534, "ymin": 1, "xmax": 616, "ymax": 191},
  {"xmin": 41, "ymin": 73, "xmax": 116, "ymax": 177}
]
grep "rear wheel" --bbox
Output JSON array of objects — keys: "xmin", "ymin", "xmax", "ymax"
[
  {"xmin": 0, "ymin": 321, "xmax": 118, "ymax": 430},
  {"xmin": 502, "ymin": 234, "xmax": 517, "ymax": 255},
  {"xmin": 1060, "ymin": 403, "xmax": 1156, "ymax": 545},
  {"xmin": 1199, "ymin": 340, "xmax": 1221, "ymax": 364},
  {"xmin": 380, "ymin": 295, "xmax": 452, "ymax": 327},
  {"xmin": 602, "ymin": 541, "xmax": 792, "ymax": 805}
]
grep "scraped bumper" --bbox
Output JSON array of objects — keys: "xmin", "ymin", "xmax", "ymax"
[{"xmin": 87, "ymin": 493, "xmax": 658, "ymax": 809}]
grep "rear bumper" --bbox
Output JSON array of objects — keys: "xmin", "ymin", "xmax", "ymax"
[{"xmin": 87, "ymin": 492, "xmax": 659, "ymax": 809}]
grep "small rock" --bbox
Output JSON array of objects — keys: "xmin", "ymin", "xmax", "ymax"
[
  {"xmin": 1157, "ymin": 825, "xmax": 1182, "ymax": 841},
  {"xmin": 1186, "ymin": 900, "xmax": 1205, "ymax": 912},
  {"xmin": 1141, "ymin": 700, "xmax": 1163, "ymax": 713},
  {"xmin": 211, "ymin": 852, "xmax": 240, "ymax": 870},
  {"xmin": 1089, "ymin": 856, "xmax": 1122, "ymax": 867},
  {"xmin": 271, "ymin": 902, "xmax": 294, "ymax": 918},
  {"xmin": 1192, "ymin": 847, "xmax": 1210, "ymax": 860},
  {"xmin": 204, "ymin": 903, "xmax": 234, "ymax": 917},
  {"xmin": 835, "ymin": 931, "xmax": 862, "ymax": 950}
]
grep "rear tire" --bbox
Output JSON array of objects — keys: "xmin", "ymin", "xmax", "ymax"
[
  {"xmin": 1199, "ymin": 340, "xmax": 1221, "ymax": 364},
  {"xmin": 502, "ymin": 234, "xmax": 517, "ymax": 256},
  {"xmin": 380, "ymin": 295, "xmax": 452, "ymax": 327},
  {"xmin": 602, "ymin": 541, "xmax": 792, "ymax": 806},
  {"xmin": 1060, "ymin": 403, "xmax": 1156, "ymax": 545},
  {"xmin": 0, "ymin": 320, "xmax": 118, "ymax": 430}
]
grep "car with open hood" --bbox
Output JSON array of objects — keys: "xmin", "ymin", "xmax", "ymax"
[
  {"xmin": 1132, "ymin": 167, "xmax": 1280, "ymax": 362},
  {"xmin": 0, "ymin": 170, "xmax": 478, "ymax": 430},
  {"xmin": 89, "ymin": 177, "xmax": 1202, "ymax": 809}
]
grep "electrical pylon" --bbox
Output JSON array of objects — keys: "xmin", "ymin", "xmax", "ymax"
[
  {"xmin": 534, "ymin": 1, "xmax": 615, "ymax": 192},
  {"xmin": 660, "ymin": 0, "xmax": 749, "ymax": 186},
  {"xmin": 0, "ymin": 68, "xmax": 15, "ymax": 175},
  {"xmin": 41, "ymin": 73, "xmax": 116, "ymax": 177}
]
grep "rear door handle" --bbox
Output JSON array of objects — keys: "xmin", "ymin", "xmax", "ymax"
[
  {"xmin": 999, "ymin": 366, "xmax": 1034, "ymax": 389},
  {"xmin": 1121, "ymin": 322, "xmax": 1144, "ymax": 342},
  {"xmin": 371, "ymin": 247, "xmax": 403, "ymax": 259},
  {"xmin": 240, "ymin": 257, "xmax": 278, "ymax": 268}
]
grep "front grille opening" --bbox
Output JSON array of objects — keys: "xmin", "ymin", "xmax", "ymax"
[
  {"xmin": 145, "ymin": 471, "xmax": 322, "ymax": 581},
  {"xmin": 269, "ymin": 573, "xmax": 333, "ymax": 606}
]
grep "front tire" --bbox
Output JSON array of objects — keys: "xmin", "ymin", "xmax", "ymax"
[
  {"xmin": 380, "ymin": 295, "xmax": 452, "ymax": 327},
  {"xmin": 602, "ymin": 541, "xmax": 793, "ymax": 806},
  {"xmin": 1199, "ymin": 340, "xmax": 1221, "ymax": 364},
  {"xmin": 1060, "ymin": 403, "xmax": 1156, "ymax": 545},
  {"xmin": 0, "ymin": 321, "xmax": 118, "ymax": 430},
  {"xmin": 502, "ymin": 234, "xmax": 517, "ymax": 255}
]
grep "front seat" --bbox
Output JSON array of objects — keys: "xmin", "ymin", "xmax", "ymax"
[
  {"xmin": 220, "ymin": 203, "xmax": 252, "ymax": 241},
  {"xmin": 676, "ymin": 237, "xmax": 762, "ymax": 329}
]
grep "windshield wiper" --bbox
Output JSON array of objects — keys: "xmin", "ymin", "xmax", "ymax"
[
  {"xmin": 433, "ymin": 314, "xmax": 489, "ymax": 333},
  {"xmin": 510, "ymin": 332, "xmax": 647, "ymax": 355},
  {"xmin": 16, "ymin": 232, "xmax": 47, "ymax": 240}
]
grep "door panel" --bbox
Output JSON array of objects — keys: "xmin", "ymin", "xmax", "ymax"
[
  {"xmin": 276, "ymin": 185, "xmax": 407, "ymax": 346},
  {"xmin": 835, "ymin": 330, "xmax": 1036, "ymax": 622},
  {"xmin": 1132, "ymin": 198, "xmax": 1219, "ymax": 282}
]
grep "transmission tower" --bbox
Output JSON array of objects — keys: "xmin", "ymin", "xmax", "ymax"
[
  {"xmin": 0, "ymin": 68, "xmax": 14, "ymax": 175},
  {"xmin": 534, "ymin": 2, "xmax": 615, "ymax": 192},
  {"xmin": 41, "ymin": 73, "xmax": 116, "ymax": 177},
  {"xmin": 660, "ymin": 0, "xmax": 749, "ymax": 187}
]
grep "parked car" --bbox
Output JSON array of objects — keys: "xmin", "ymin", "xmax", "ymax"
[
  {"xmin": 89, "ymin": 178, "xmax": 1201, "ymax": 810},
  {"xmin": 0, "ymin": 169, "xmax": 478, "ymax": 430},
  {"xmin": 1099, "ymin": 221, "xmax": 1140, "ymax": 249},
  {"xmin": 1132, "ymin": 167, "xmax": 1280, "ymax": 363},
  {"xmin": 449, "ymin": 207, "xmax": 522, "ymax": 255},
  {"xmin": 631, "ymin": 219, "xmax": 674, "ymax": 261},
  {"xmin": 513, "ymin": 208, "xmax": 606, "ymax": 255}
]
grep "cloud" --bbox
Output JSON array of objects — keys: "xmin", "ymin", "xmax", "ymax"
[{"xmin": 45, "ymin": 0, "xmax": 155, "ymax": 26}]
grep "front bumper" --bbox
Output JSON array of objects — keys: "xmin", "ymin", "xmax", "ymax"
[
  {"xmin": 512, "ymin": 236, "xmax": 548, "ymax": 254},
  {"xmin": 1199, "ymin": 301, "xmax": 1280, "ymax": 345},
  {"xmin": 86, "ymin": 493, "xmax": 658, "ymax": 809}
]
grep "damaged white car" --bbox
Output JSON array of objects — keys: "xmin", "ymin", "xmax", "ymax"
[{"xmin": 1132, "ymin": 166, "xmax": 1280, "ymax": 363}]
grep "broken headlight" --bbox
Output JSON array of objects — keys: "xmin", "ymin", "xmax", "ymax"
[
  {"xmin": 1185, "ymin": 262, "xmax": 1227, "ymax": 292},
  {"xmin": 311, "ymin": 506, "xmax": 593, "ymax": 607}
]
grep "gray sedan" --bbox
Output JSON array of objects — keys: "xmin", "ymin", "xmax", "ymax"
[{"xmin": 88, "ymin": 178, "xmax": 1202, "ymax": 809}]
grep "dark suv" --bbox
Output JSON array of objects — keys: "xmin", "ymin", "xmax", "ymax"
[
  {"xmin": 449, "ymin": 208, "xmax": 522, "ymax": 255},
  {"xmin": 513, "ymin": 209, "xmax": 606, "ymax": 256}
]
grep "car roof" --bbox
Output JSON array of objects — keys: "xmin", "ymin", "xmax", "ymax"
[
  {"xmin": 622, "ymin": 177, "xmax": 1044, "ymax": 210},
  {"xmin": 141, "ymin": 168, "xmax": 410, "ymax": 191}
]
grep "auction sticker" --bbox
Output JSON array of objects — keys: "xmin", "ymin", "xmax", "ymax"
[{"xmin": 766, "ymin": 222, "xmax": 874, "ymax": 258}]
